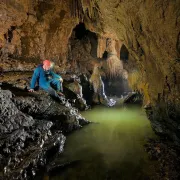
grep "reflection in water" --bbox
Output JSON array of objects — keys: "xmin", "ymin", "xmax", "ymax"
[{"xmin": 49, "ymin": 106, "xmax": 156, "ymax": 180}]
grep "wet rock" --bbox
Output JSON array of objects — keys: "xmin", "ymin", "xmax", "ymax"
[
  {"xmin": 0, "ymin": 89, "xmax": 34, "ymax": 134},
  {"xmin": 0, "ymin": 85, "xmax": 89, "ymax": 179},
  {"xmin": 146, "ymin": 102, "xmax": 180, "ymax": 146},
  {"xmin": 123, "ymin": 92, "xmax": 143, "ymax": 104},
  {"xmin": 12, "ymin": 89, "xmax": 89, "ymax": 132},
  {"xmin": 0, "ymin": 88, "xmax": 65, "ymax": 179},
  {"xmin": 144, "ymin": 138, "xmax": 180, "ymax": 180},
  {"xmin": 63, "ymin": 85, "xmax": 89, "ymax": 111},
  {"xmin": 47, "ymin": 160, "xmax": 80, "ymax": 176}
]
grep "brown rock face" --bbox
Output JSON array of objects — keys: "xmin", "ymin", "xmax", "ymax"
[
  {"xmin": 84, "ymin": 0, "xmax": 180, "ymax": 143},
  {"xmin": 0, "ymin": 0, "xmax": 79, "ymax": 65},
  {"xmin": 0, "ymin": 0, "xmax": 180, "ymax": 143},
  {"xmin": 84, "ymin": 0, "xmax": 180, "ymax": 101}
]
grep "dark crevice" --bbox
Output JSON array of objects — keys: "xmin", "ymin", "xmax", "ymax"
[
  {"xmin": 4, "ymin": 26, "xmax": 16, "ymax": 43},
  {"xmin": 137, "ymin": 41, "xmax": 144, "ymax": 56},
  {"xmin": 140, "ymin": 24, "xmax": 143, "ymax": 32},
  {"xmin": 73, "ymin": 23, "xmax": 88, "ymax": 40},
  {"xmin": 71, "ymin": 23, "xmax": 98, "ymax": 58},
  {"xmin": 102, "ymin": 51, "xmax": 108, "ymax": 59},
  {"xmin": 120, "ymin": 44, "xmax": 129, "ymax": 63}
]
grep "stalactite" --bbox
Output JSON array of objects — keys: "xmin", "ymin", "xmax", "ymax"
[
  {"xmin": 75, "ymin": 0, "xmax": 77, "ymax": 17},
  {"xmin": 97, "ymin": 37, "xmax": 124, "ymax": 77},
  {"xmin": 70, "ymin": 0, "xmax": 84, "ymax": 21},
  {"xmin": 115, "ymin": 40, "xmax": 123, "ymax": 59},
  {"xmin": 106, "ymin": 39, "xmax": 124, "ymax": 78},
  {"xmin": 76, "ymin": 0, "xmax": 79, "ymax": 18},
  {"xmin": 77, "ymin": 0, "xmax": 84, "ymax": 21},
  {"xmin": 97, "ymin": 36, "xmax": 106, "ymax": 58},
  {"xmin": 81, "ymin": 0, "xmax": 96, "ymax": 18},
  {"xmin": 70, "ymin": 0, "xmax": 75, "ymax": 17},
  {"xmin": 106, "ymin": 55, "xmax": 123, "ymax": 78}
]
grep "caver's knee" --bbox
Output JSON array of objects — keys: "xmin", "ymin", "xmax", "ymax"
[
  {"xmin": 51, "ymin": 78, "xmax": 60, "ymax": 85},
  {"xmin": 40, "ymin": 84, "xmax": 51, "ymax": 92},
  {"xmin": 50, "ymin": 79, "xmax": 61, "ymax": 90},
  {"xmin": 42, "ymin": 86, "xmax": 58, "ymax": 98}
]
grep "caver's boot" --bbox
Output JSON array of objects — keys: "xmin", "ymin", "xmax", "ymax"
[{"xmin": 57, "ymin": 91, "xmax": 65, "ymax": 97}]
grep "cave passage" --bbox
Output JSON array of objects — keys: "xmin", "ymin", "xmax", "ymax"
[
  {"xmin": 104, "ymin": 76, "xmax": 132, "ymax": 97},
  {"xmin": 46, "ymin": 105, "xmax": 157, "ymax": 180},
  {"xmin": 69, "ymin": 22, "xmax": 98, "ymax": 59},
  {"xmin": 120, "ymin": 44, "xmax": 129, "ymax": 63},
  {"xmin": 73, "ymin": 23, "xmax": 88, "ymax": 40}
]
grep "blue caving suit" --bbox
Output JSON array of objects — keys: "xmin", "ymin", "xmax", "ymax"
[{"xmin": 30, "ymin": 64, "xmax": 62, "ymax": 98}]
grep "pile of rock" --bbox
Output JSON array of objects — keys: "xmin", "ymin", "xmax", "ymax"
[{"xmin": 0, "ymin": 86, "xmax": 89, "ymax": 180}]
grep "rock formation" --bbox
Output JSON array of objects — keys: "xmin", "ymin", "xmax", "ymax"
[
  {"xmin": 0, "ymin": 0, "xmax": 180, "ymax": 178},
  {"xmin": 0, "ymin": 84, "xmax": 89, "ymax": 179}
]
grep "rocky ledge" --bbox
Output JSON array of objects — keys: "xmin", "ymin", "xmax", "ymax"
[{"xmin": 0, "ymin": 85, "xmax": 89, "ymax": 180}]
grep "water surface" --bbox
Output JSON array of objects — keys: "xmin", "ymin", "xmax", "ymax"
[{"xmin": 49, "ymin": 105, "xmax": 156, "ymax": 180}]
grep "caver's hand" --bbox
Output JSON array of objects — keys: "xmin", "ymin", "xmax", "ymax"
[
  {"xmin": 59, "ymin": 78, "xmax": 63, "ymax": 83},
  {"xmin": 28, "ymin": 89, "xmax": 34, "ymax": 92}
]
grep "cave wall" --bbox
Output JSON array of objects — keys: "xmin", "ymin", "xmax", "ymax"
[
  {"xmin": 0, "ymin": 0, "xmax": 124, "ymax": 74},
  {"xmin": 83, "ymin": 0, "xmax": 180, "ymax": 143},
  {"xmin": 83, "ymin": 0, "xmax": 180, "ymax": 103},
  {"xmin": 0, "ymin": 0, "xmax": 79, "ymax": 65},
  {"xmin": 1, "ymin": 0, "xmax": 179, "ymax": 104},
  {"xmin": 0, "ymin": 0, "xmax": 180, "ymax": 143}
]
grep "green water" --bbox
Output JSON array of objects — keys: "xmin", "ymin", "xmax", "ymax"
[{"xmin": 50, "ymin": 106, "xmax": 157, "ymax": 180}]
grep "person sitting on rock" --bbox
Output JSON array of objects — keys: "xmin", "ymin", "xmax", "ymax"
[{"xmin": 28, "ymin": 60, "xmax": 64, "ymax": 97}]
